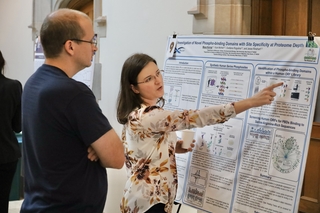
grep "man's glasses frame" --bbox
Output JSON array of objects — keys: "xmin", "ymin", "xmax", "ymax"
[
  {"xmin": 70, "ymin": 38, "xmax": 97, "ymax": 47},
  {"xmin": 63, "ymin": 34, "xmax": 98, "ymax": 47}
]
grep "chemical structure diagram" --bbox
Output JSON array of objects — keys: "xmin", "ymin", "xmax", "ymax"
[
  {"xmin": 272, "ymin": 136, "xmax": 301, "ymax": 174},
  {"xmin": 204, "ymin": 76, "xmax": 229, "ymax": 96},
  {"xmin": 195, "ymin": 122, "xmax": 240, "ymax": 160},
  {"xmin": 164, "ymin": 85, "xmax": 181, "ymax": 106}
]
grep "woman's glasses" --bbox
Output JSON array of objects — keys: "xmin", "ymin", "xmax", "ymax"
[{"xmin": 137, "ymin": 70, "xmax": 164, "ymax": 84}]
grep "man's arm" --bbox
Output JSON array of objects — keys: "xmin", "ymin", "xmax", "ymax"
[{"xmin": 90, "ymin": 129, "xmax": 125, "ymax": 169}]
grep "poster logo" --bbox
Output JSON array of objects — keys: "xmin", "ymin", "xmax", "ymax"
[
  {"xmin": 304, "ymin": 48, "xmax": 317, "ymax": 62},
  {"xmin": 174, "ymin": 47, "xmax": 185, "ymax": 54}
]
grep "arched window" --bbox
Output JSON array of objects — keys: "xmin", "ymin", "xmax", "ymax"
[{"xmin": 66, "ymin": 0, "xmax": 93, "ymax": 21}]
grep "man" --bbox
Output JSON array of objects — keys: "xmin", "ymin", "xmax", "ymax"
[{"xmin": 21, "ymin": 9, "xmax": 124, "ymax": 213}]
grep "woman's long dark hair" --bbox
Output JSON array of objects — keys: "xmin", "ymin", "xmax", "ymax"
[{"xmin": 116, "ymin": 53, "xmax": 165, "ymax": 124}]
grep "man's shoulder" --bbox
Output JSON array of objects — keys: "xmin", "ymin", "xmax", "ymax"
[{"xmin": 29, "ymin": 65, "xmax": 88, "ymax": 89}]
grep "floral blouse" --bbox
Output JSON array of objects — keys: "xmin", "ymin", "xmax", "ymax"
[{"xmin": 120, "ymin": 103, "xmax": 236, "ymax": 213}]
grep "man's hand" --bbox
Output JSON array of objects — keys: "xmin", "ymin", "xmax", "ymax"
[{"xmin": 87, "ymin": 146, "xmax": 99, "ymax": 162}]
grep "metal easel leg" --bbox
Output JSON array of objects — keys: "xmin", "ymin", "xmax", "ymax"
[{"xmin": 174, "ymin": 201, "xmax": 182, "ymax": 213}]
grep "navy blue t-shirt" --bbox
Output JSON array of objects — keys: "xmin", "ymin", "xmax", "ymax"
[{"xmin": 21, "ymin": 64, "xmax": 112, "ymax": 213}]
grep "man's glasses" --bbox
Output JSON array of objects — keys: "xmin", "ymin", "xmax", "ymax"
[
  {"xmin": 137, "ymin": 70, "xmax": 164, "ymax": 84},
  {"xmin": 63, "ymin": 35, "xmax": 97, "ymax": 47}
]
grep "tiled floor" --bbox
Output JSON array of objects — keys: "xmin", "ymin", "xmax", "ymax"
[{"xmin": 9, "ymin": 200, "xmax": 23, "ymax": 213}]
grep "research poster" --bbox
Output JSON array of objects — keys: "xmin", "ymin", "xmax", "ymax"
[{"xmin": 162, "ymin": 35, "xmax": 320, "ymax": 213}]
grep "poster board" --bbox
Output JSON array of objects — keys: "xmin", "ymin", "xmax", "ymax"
[{"xmin": 162, "ymin": 35, "xmax": 320, "ymax": 213}]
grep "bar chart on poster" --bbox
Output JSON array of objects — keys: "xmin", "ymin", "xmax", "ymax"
[{"xmin": 162, "ymin": 34, "xmax": 320, "ymax": 213}]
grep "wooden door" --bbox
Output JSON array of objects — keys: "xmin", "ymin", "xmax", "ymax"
[
  {"xmin": 251, "ymin": 1, "xmax": 320, "ymax": 212},
  {"xmin": 78, "ymin": 2, "xmax": 93, "ymax": 21},
  {"xmin": 251, "ymin": 0, "xmax": 316, "ymax": 36},
  {"xmin": 67, "ymin": 0, "xmax": 93, "ymax": 21},
  {"xmin": 299, "ymin": 123, "xmax": 320, "ymax": 213}
]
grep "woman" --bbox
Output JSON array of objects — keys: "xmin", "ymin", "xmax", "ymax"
[
  {"xmin": 116, "ymin": 53, "xmax": 282, "ymax": 213},
  {"xmin": 0, "ymin": 50, "xmax": 22, "ymax": 213}
]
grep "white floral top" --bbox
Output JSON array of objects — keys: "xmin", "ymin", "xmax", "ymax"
[{"xmin": 120, "ymin": 103, "xmax": 236, "ymax": 213}]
